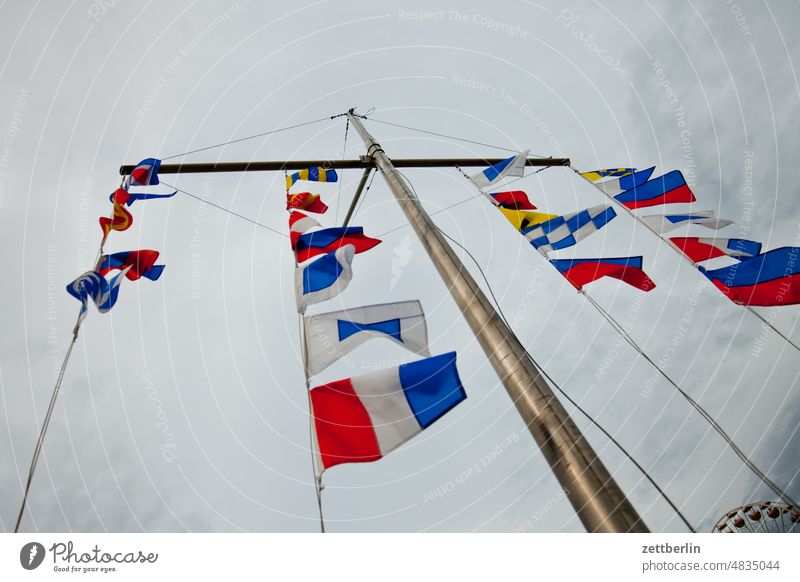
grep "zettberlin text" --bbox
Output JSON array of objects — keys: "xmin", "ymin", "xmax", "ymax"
[{"xmin": 642, "ymin": 542, "xmax": 700, "ymax": 554}]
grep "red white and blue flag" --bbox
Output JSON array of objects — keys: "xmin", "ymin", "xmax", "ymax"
[
  {"xmin": 289, "ymin": 211, "xmax": 321, "ymax": 247},
  {"xmin": 129, "ymin": 158, "xmax": 161, "ymax": 187},
  {"xmin": 310, "ymin": 352, "xmax": 466, "ymax": 470},
  {"xmin": 670, "ymin": 237, "xmax": 762, "ymax": 263},
  {"xmin": 550, "ymin": 257, "xmax": 656, "ymax": 292},
  {"xmin": 293, "ymin": 226, "xmax": 381, "ymax": 263},
  {"xmin": 614, "ymin": 170, "xmax": 696, "ymax": 210},
  {"xmin": 98, "ymin": 250, "xmax": 165, "ymax": 281},
  {"xmin": 699, "ymin": 247, "xmax": 800, "ymax": 306}
]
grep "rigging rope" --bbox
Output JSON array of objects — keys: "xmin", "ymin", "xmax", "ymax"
[
  {"xmin": 362, "ymin": 116, "xmax": 542, "ymax": 156},
  {"xmin": 349, "ymin": 169, "xmax": 377, "ymax": 226},
  {"xmin": 13, "ymin": 176, "xmax": 120, "ymax": 532},
  {"xmin": 297, "ymin": 316, "xmax": 326, "ymax": 533},
  {"xmin": 581, "ymin": 290, "xmax": 797, "ymax": 508},
  {"xmin": 161, "ymin": 113, "xmax": 348, "ymax": 161},
  {"xmin": 160, "ymin": 181, "xmax": 287, "ymax": 238},
  {"xmin": 393, "ymin": 168, "xmax": 695, "ymax": 531},
  {"xmin": 14, "ymin": 326, "xmax": 80, "ymax": 532},
  {"xmin": 569, "ymin": 165, "xmax": 800, "ymax": 354},
  {"xmin": 334, "ymin": 118, "xmax": 349, "ymax": 224}
]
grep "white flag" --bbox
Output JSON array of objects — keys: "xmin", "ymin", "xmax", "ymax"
[
  {"xmin": 640, "ymin": 211, "xmax": 733, "ymax": 234},
  {"xmin": 304, "ymin": 300, "xmax": 430, "ymax": 375}
]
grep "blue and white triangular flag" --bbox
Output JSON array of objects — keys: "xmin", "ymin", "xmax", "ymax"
[
  {"xmin": 304, "ymin": 300, "xmax": 430, "ymax": 375},
  {"xmin": 469, "ymin": 150, "xmax": 528, "ymax": 189}
]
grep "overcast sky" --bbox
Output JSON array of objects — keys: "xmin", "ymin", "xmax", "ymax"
[{"xmin": 1, "ymin": 0, "xmax": 798, "ymax": 533}]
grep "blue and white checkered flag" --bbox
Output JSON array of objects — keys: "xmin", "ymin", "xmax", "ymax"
[{"xmin": 522, "ymin": 204, "xmax": 617, "ymax": 254}]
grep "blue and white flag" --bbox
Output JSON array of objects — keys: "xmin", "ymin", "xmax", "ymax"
[
  {"xmin": 470, "ymin": 150, "xmax": 528, "ymax": 189},
  {"xmin": 295, "ymin": 245, "xmax": 355, "ymax": 312},
  {"xmin": 640, "ymin": 211, "xmax": 734, "ymax": 234},
  {"xmin": 591, "ymin": 167, "xmax": 655, "ymax": 197},
  {"xmin": 66, "ymin": 267, "xmax": 131, "ymax": 322},
  {"xmin": 523, "ymin": 204, "xmax": 617, "ymax": 254},
  {"xmin": 304, "ymin": 300, "xmax": 430, "ymax": 375}
]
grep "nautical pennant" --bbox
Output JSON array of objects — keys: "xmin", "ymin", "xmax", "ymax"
[
  {"xmin": 129, "ymin": 158, "xmax": 161, "ymax": 186},
  {"xmin": 304, "ymin": 300, "xmax": 430, "ymax": 375},
  {"xmin": 310, "ymin": 352, "xmax": 466, "ymax": 470},
  {"xmin": 66, "ymin": 268, "xmax": 131, "ymax": 322},
  {"xmin": 699, "ymin": 247, "xmax": 800, "ymax": 306},
  {"xmin": 295, "ymin": 245, "xmax": 355, "ymax": 312},
  {"xmin": 550, "ymin": 257, "xmax": 656, "ymax": 292},
  {"xmin": 670, "ymin": 237, "xmax": 762, "ymax": 263},
  {"xmin": 592, "ymin": 167, "xmax": 655, "ymax": 197},
  {"xmin": 294, "ymin": 226, "xmax": 381, "ymax": 263},
  {"xmin": 639, "ymin": 211, "xmax": 733, "ymax": 234},
  {"xmin": 614, "ymin": 170, "xmax": 696, "ymax": 210},
  {"xmin": 289, "ymin": 211, "xmax": 321, "ymax": 247},
  {"xmin": 579, "ymin": 168, "xmax": 636, "ymax": 183},
  {"xmin": 99, "ymin": 188, "xmax": 134, "ymax": 241},
  {"xmin": 109, "ymin": 191, "xmax": 176, "ymax": 205},
  {"xmin": 286, "ymin": 167, "xmax": 338, "ymax": 190},
  {"xmin": 498, "ymin": 207, "xmax": 558, "ymax": 233},
  {"xmin": 522, "ymin": 204, "xmax": 617, "ymax": 254},
  {"xmin": 98, "ymin": 250, "xmax": 165, "ymax": 281},
  {"xmin": 287, "ymin": 192, "xmax": 329, "ymax": 214},
  {"xmin": 470, "ymin": 151, "xmax": 528, "ymax": 189},
  {"xmin": 489, "ymin": 190, "xmax": 537, "ymax": 210}
]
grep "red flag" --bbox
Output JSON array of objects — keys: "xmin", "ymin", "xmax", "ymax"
[{"xmin": 287, "ymin": 192, "xmax": 328, "ymax": 214}]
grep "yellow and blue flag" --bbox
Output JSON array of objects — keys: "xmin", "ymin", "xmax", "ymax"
[
  {"xmin": 498, "ymin": 207, "xmax": 557, "ymax": 233},
  {"xmin": 286, "ymin": 167, "xmax": 338, "ymax": 190},
  {"xmin": 580, "ymin": 168, "xmax": 636, "ymax": 183}
]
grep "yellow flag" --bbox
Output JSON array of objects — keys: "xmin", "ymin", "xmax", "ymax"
[
  {"xmin": 579, "ymin": 168, "xmax": 635, "ymax": 183},
  {"xmin": 498, "ymin": 208, "xmax": 557, "ymax": 232}
]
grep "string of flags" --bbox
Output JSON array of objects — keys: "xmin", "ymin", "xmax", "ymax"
[
  {"xmin": 284, "ymin": 166, "xmax": 468, "ymax": 478},
  {"xmin": 56, "ymin": 140, "xmax": 797, "ymax": 527},
  {"xmin": 580, "ymin": 166, "xmax": 800, "ymax": 306},
  {"xmin": 472, "ymin": 155, "xmax": 654, "ymax": 292},
  {"xmin": 470, "ymin": 154, "xmax": 797, "ymax": 509},
  {"xmin": 474, "ymin": 154, "xmax": 800, "ymax": 306},
  {"xmin": 67, "ymin": 158, "xmax": 171, "ymax": 321}
]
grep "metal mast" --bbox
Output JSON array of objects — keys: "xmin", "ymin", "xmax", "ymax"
[{"xmin": 346, "ymin": 110, "xmax": 647, "ymax": 532}]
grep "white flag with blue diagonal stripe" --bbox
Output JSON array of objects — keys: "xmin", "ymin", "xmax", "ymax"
[
  {"xmin": 522, "ymin": 204, "xmax": 617, "ymax": 254},
  {"xmin": 469, "ymin": 150, "xmax": 528, "ymax": 189}
]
